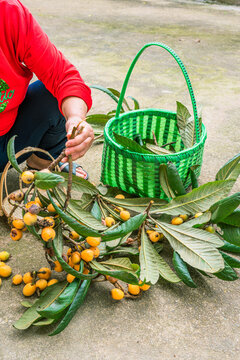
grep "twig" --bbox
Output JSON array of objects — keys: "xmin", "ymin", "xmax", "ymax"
[
  {"xmin": 161, "ymin": 141, "xmax": 176, "ymax": 148},
  {"xmin": 64, "ymin": 155, "xmax": 73, "ymax": 210},
  {"xmin": 48, "ymin": 149, "xmax": 66, "ymax": 171},
  {"xmin": 94, "ymin": 134, "xmax": 104, "ymax": 141},
  {"xmin": 145, "ymin": 200, "xmax": 154, "ymax": 216},
  {"xmin": 152, "ymin": 131, "xmax": 158, "ymax": 146}
]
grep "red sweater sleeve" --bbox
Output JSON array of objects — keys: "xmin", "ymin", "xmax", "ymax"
[{"xmin": 10, "ymin": 0, "xmax": 92, "ymax": 112}]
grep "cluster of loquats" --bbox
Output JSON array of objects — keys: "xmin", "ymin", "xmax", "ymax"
[
  {"xmin": 108, "ymin": 275, "xmax": 151, "ymax": 301},
  {"xmin": 64, "ymin": 235, "xmax": 101, "ymax": 283},
  {"xmin": 0, "ymin": 251, "xmax": 12, "ymax": 288},
  {"xmin": 0, "ymin": 251, "xmax": 57, "ymax": 295}
]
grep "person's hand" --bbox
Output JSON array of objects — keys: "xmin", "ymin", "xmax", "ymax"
[{"xmin": 61, "ymin": 117, "xmax": 94, "ymax": 162}]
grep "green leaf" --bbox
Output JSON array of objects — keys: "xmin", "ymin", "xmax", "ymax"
[
  {"xmin": 176, "ymin": 101, "xmax": 191, "ymax": 132},
  {"xmin": 37, "ymin": 278, "xmax": 81, "ymax": 319},
  {"xmin": 102, "ymin": 246, "xmax": 139, "ymax": 256},
  {"xmin": 155, "ymin": 221, "xmax": 224, "ymax": 273},
  {"xmin": 102, "ymin": 213, "xmax": 147, "ymax": 241},
  {"xmin": 220, "ymin": 251, "xmax": 240, "ymax": 268},
  {"xmin": 220, "ymin": 240, "xmax": 240, "ymax": 253},
  {"xmin": 13, "ymin": 282, "xmax": 68, "ymax": 330},
  {"xmin": 176, "ymin": 102, "xmax": 195, "ymax": 148},
  {"xmin": 33, "ymin": 318, "xmax": 55, "ymax": 326},
  {"xmin": 213, "ymin": 261, "xmax": 238, "ymax": 281},
  {"xmin": 210, "ymin": 193, "xmax": 240, "ymax": 223},
  {"xmin": 52, "ymin": 237, "xmax": 97, "ymax": 280},
  {"xmin": 91, "ymin": 200, "xmax": 102, "ymax": 222},
  {"xmin": 166, "ymin": 162, "xmax": 186, "ymax": 196},
  {"xmin": 216, "ymin": 153, "xmax": 240, "ymax": 181},
  {"xmin": 47, "ymin": 191, "xmax": 101, "ymax": 237},
  {"xmin": 108, "ymin": 87, "xmax": 131, "ymax": 110},
  {"xmin": 221, "ymin": 209, "xmax": 240, "ymax": 227},
  {"xmin": 21, "ymin": 300, "xmax": 34, "ymax": 308},
  {"xmin": 219, "ymin": 223, "xmax": 240, "ymax": 246},
  {"xmin": 90, "ymin": 85, "xmax": 121, "ymax": 106},
  {"xmin": 103, "ymin": 196, "xmax": 167, "ymax": 213},
  {"xmin": 55, "ymin": 188, "xmax": 106, "ymax": 231},
  {"xmin": 190, "ymin": 166, "xmax": 199, "ymax": 189},
  {"xmin": 7, "ymin": 136, "xmax": 22, "ymax": 173},
  {"xmin": 105, "ymin": 232, "xmax": 131, "ymax": 250},
  {"xmin": 127, "ymin": 95, "xmax": 140, "ymax": 110},
  {"xmin": 49, "ymin": 279, "xmax": 91, "ymax": 336},
  {"xmin": 86, "ymin": 114, "xmax": 111, "ymax": 126},
  {"xmin": 35, "ymin": 171, "xmax": 64, "ymax": 190},
  {"xmin": 56, "ymin": 172, "xmax": 99, "ymax": 196},
  {"xmin": 140, "ymin": 228, "xmax": 180, "ymax": 284},
  {"xmin": 90, "ymin": 259, "xmax": 139, "ymax": 285},
  {"xmin": 113, "ymin": 132, "xmax": 152, "ymax": 154},
  {"xmin": 145, "ymin": 143, "xmax": 173, "ymax": 155},
  {"xmin": 159, "ymin": 164, "xmax": 176, "ymax": 199},
  {"xmin": 172, "ymin": 251, "xmax": 197, "ymax": 288},
  {"xmin": 54, "ymin": 224, "xmax": 63, "ymax": 258},
  {"xmin": 184, "ymin": 211, "xmax": 211, "ymax": 228},
  {"xmin": 151, "ymin": 180, "xmax": 235, "ymax": 216}
]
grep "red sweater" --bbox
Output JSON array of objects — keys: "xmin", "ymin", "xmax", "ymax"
[{"xmin": 0, "ymin": 0, "xmax": 92, "ymax": 135}]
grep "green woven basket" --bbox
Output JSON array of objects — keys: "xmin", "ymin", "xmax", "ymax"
[{"xmin": 101, "ymin": 42, "xmax": 207, "ymax": 199}]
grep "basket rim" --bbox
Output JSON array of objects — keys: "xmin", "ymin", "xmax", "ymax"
[{"xmin": 103, "ymin": 108, "xmax": 207, "ymax": 162}]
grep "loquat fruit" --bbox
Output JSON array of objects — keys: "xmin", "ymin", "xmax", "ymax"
[
  {"xmin": 81, "ymin": 249, "xmax": 94, "ymax": 262},
  {"xmin": 36, "ymin": 279, "xmax": 48, "ymax": 291},
  {"xmin": 128, "ymin": 284, "xmax": 140, "ymax": 296},
  {"xmin": 115, "ymin": 194, "xmax": 125, "ymax": 199},
  {"xmin": 12, "ymin": 219, "xmax": 25, "ymax": 230},
  {"xmin": 89, "ymin": 247, "xmax": 100, "ymax": 258},
  {"xmin": 139, "ymin": 280, "xmax": 151, "ymax": 291},
  {"xmin": 149, "ymin": 231, "xmax": 162, "ymax": 242},
  {"xmin": 111, "ymin": 288, "xmax": 124, "ymax": 300},
  {"xmin": 48, "ymin": 279, "xmax": 59, "ymax": 286},
  {"xmin": 15, "ymin": 191, "xmax": 24, "ymax": 202},
  {"xmin": 38, "ymin": 267, "xmax": 51, "ymax": 280},
  {"xmin": 86, "ymin": 236, "xmax": 101, "ymax": 247},
  {"xmin": 34, "ymin": 197, "xmax": 43, "ymax": 207},
  {"xmin": 41, "ymin": 227, "xmax": 56, "ymax": 242},
  {"xmin": 120, "ymin": 210, "xmax": 131, "ymax": 221},
  {"xmin": 71, "ymin": 252, "xmax": 81, "ymax": 265},
  {"xmin": 171, "ymin": 217, "xmax": 184, "ymax": 225},
  {"xmin": 194, "ymin": 212, "xmax": 203, "ymax": 218},
  {"xmin": 23, "ymin": 272, "xmax": 33, "ymax": 284},
  {"xmin": 10, "ymin": 228, "xmax": 22, "ymax": 241},
  {"xmin": 205, "ymin": 226, "xmax": 215, "ymax": 234},
  {"xmin": 12, "ymin": 274, "xmax": 23, "ymax": 285},
  {"xmin": 23, "ymin": 212, "xmax": 37, "ymax": 226},
  {"xmin": 54, "ymin": 260, "xmax": 63, "ymax": 272},
  {"xmin": 67, "ymin": 273, "xmax": 75, "ymax": 283},
  {"xmin": 0, "ymin": 251, "xmax": 10, "ymax": 261},
  {"xmin": 69, "ymin": 231, "xmax": 80, "ymax": 240},
  {"xmin": 179, "ymin": 214, "xmax": 188, "ymax": 222},
  {"xmin": 43, "ymin": 217, "xmax": 55, "ymax": 228},
  {"xmin": 0, "ymin": 264, "xmax": 12, "ymax": 278},
  {"xmin": 105, "ymin": 217, "xmax": 115, "ymax": 227},
  {"xmin": 21, "ymin": 171, "xmax": 35, "ymax": 184},
  {"xmin": 23, "ymin": 283, "xmax": 36, "ymax": 297}
]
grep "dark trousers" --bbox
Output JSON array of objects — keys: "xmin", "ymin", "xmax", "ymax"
[{"xmin": 0, "ymin": 80, "xmax": 67, "ymax": 172}]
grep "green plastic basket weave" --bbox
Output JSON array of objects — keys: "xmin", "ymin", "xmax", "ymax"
[{"xmin": 101, "ymin": 42, "xmax": 207, "ymax": 199}]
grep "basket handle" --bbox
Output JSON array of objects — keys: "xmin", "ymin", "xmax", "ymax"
[{"xmin": 115, "ymin": 42, "xmax": 200, "ymax": 143}]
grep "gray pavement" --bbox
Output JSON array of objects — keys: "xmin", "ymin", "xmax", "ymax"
[{"xmin": 0, "ymin": 1, "xmax": 240, "ymax": 359}]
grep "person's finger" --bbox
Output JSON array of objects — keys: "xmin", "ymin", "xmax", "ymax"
[
  {"xmin": 65, "ymin": 137, "xmax": 92, "ymax": 157},
  {"xmin": 66, "ymin": 132, "xmax": 88, "ymax": 148},
  {"xmin": 67, "ymin": 124, "xmax": 93, "ymax": 147}
]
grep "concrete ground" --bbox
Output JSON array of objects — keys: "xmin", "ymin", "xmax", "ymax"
[{"xmin": 1, "ymin": 0, "xmax": 240, "ymax": 359}]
